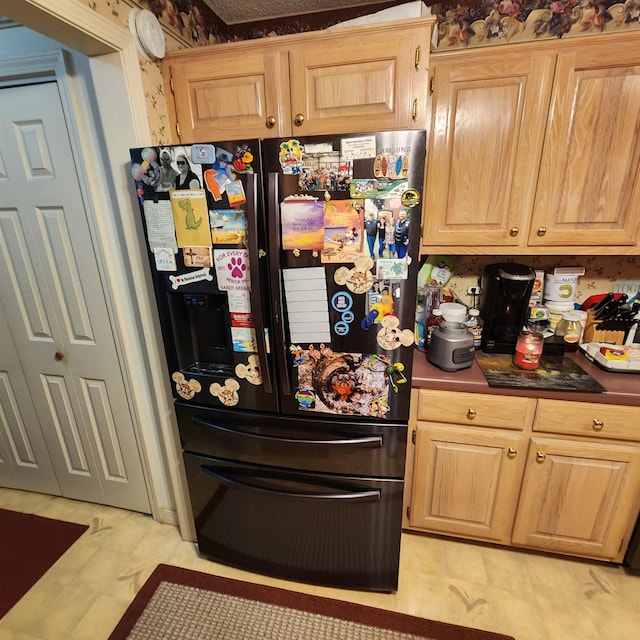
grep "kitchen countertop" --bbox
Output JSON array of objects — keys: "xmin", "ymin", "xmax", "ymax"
[{"xmin": 411, "ymin": 348, "xmax": 640, "ymax": 407}]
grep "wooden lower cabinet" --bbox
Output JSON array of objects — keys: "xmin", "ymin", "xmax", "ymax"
[
  {"xmin": 405, "ymin": 389, "xmax": 640, "ymax": 562},
  {"xmin": 408, "ymin": 423, "xmax": 526, "ymax": 544},
  {"xmin": 511, "ymin": 437, "xmax": 640, "ymax": 562}
]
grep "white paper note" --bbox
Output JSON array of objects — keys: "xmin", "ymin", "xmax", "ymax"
[{"xmin": 283, "ymin": 267, "xmax": 331, "ymax": 344}]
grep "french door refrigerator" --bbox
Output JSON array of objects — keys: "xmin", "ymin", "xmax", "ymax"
[{"xmin": 130, "ymin": 130, "xmax": 426, "ymax": 591}]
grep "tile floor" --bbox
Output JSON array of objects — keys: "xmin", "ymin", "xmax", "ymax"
[{"xmin": 1, "ymin": 488, "xmax": 639, "ymax": 640}]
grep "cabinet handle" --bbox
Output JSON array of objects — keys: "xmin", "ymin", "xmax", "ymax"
[
  {"xmin": 414, "ymin": 45, "xmax": 421, "ymax": 71},
  {"xmin": 412, "ymin": 99, "xmax": 418, "ymax": 122},
  {"xmin": 536, "ymin": 227, "xmax": 547, "ymax": 236},
  {"xmin": 536, "ymin": 451, "xmax": 546, "ymax": 463},
  {"xmin": 592, "ymin": 419, "xmax": 604, "ymax": 431},
  {"xmin": 54, "ymin": 351, "xmax": 65, "ymax": 361},
  {"xmin": 294, "ymin": 113, "xmax": 305, "ymax": 126},
  {"xmin": 466, "ymin": 408, "xmax": 476, "ymax": 419},
  {"xmin": 266, "ymin": 116, "xmax": 276, "ymax": 128},
  {"xmin": 507, "ymin": 447, "xmax": 517, "ymax": 459},
  {"xmin": 509, "ymin": 227, "xmax": 519, "ymax": 237}
]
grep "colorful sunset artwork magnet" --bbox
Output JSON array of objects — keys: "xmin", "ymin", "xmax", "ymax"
[
  {"xmin": 280, "ymin": 200, "xmax": 325, "ymax": 251},
  {"xmin": 321, "ymin": 199, "xmax": 364, "ymax": 263}
]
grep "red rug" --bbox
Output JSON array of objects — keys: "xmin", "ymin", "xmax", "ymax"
[
  {"xmin": 108, "ymin": 564, "xmax": 515, "ymax": 640},
  {"xmin": 0, "ymin": 508, "xmax": 88, "ymax": 618}
]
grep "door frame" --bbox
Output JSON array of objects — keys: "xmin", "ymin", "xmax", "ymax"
[{"xmin": 0, "ymin": 0, "xmax": 193, "ymax": 539}]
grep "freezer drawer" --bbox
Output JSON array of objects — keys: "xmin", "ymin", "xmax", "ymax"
[
  {"xmin": 176, "ymin": 403, "xmax": 407, "ymax": 478},
  {"xmin": 184, "ymin": 453, "xmax": 404, "ymax": 591}
]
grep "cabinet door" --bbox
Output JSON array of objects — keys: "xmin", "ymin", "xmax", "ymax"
[
  {"xmin": 422, "ymin": 52, "xmax": 554, "ymax": 249},
  {"xmin": 165, "ymin": 49, "xmax": 291, "ymax": 143},
  {"xmin": 529, "ymin": 43, "xmax": 640, "ymax": 248},
  {"xmin": 408, "ymin": 423, "xmax": 526, "ymax": 543},
  {"xmin": 288, "ymin": 26, "xmax": 430, "ymax": 136},
  {"xmin": 512, "ymin": 437, "xmax": 640, "ymax": 561}
]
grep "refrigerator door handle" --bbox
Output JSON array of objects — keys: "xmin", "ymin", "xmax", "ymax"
[
  {"xmin": 200, "ymin": 466, "xmax": 381, "ymax": 503},
  {"xmin": 246, "ymin": 173, "xmax": 273, "ymax": 394},
  {"xmin": 192, "ymin": 416, "xmax": 383, "ymax": 448},
  {"xmin": 267, "ymin": 171, "xmax": 292, "ymax": 395}
]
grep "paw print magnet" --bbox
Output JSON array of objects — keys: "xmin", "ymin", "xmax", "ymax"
[
  {"xmin": 172, "ymin": 372, "xmax": 202, "ymax": 400},
  {"xmin": 210, "ymin": 379, "xmax": 240, "ymax": 406},
  {"xmin": 213, "ymin": 248, "xmax": 251, "ymax": 291}
]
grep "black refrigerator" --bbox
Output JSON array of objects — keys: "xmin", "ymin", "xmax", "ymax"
[{"xmin": 130, "ymin": 130, "xmax": 426, "ymax": 591}]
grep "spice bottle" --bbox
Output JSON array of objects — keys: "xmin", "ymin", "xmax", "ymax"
[
  {"xmin": 513, "ymin": 331, "xmax": 544, "ymax": 370},
  {"xmin": 465, "ymin": 308, "xmax": 484, "ymax": 349},
  {"xmin": 425, "ymin": 308, "xmax": 444, "ymax": 347},
  {"xmin": 555, "ymin": 311, "xmax": 582, "ymax": 352}
]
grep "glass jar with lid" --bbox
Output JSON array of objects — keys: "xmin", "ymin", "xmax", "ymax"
[
  {"xmin": 513, "ymin": 331, "xmax": 544, "ymax": 369},
  {"xmin": 555, "ymin": 311, "xmax": 582, "ymax": 352}
]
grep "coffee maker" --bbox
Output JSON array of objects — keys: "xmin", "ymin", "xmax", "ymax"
[{"xmin": 480, "ymin": 263, "xmax": 535, "ymax": 353}]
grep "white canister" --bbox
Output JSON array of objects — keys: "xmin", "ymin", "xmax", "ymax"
[
  {"xmin": 544, "ymin": 273, "xmax": 579, "ymax": 302},
  {"xmin": 545, "ymin": 300, "xmax": 575, "ymax": 330},
  {"xmin": 439, "ymin": 302, "xmax": 467, "ymax": 322}
]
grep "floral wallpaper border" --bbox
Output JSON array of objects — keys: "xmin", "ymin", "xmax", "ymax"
[
  {"xmin": 136, "ymin": 1, "xmax": 640, "ymax": 50},
  {"xmin": 433, "ymin": 0, "xmax": 640, "ymax": 49}
]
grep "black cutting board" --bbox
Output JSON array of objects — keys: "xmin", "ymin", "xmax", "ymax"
[{"xmin": 475, "ymin": 353, "xmax": 606, "ymax": 393}]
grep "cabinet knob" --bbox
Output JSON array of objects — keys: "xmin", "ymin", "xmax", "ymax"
[
  {"xmin": 509, "ymin": 227, "xmax": 519, "ymax": 237},
  {"xmin": 466, "ymin": 408, "xmax": 476, "ymax": 419},
  {"xmin": 536, "ymin": 451, "xmax": 546, "ymax": 463},
  {"xmin": 266, "ymin": 116, "xmax": 276, "ymax": 128},
  {"xmin": 54, "ymin": 351, "xmax": 65, "ymax": 361},
  {"xmin": 592, "ymin": 419, "xmax": 604, "ymax": 431},
  {"xmin": 507, "ymin": 447, "xmax": 517, "ymax": 459},
  {"xmin": 294, "ymin": 113, "xmax": 305, "ymax": 126},
  {"xmin": 536, "ymin": 227, "xmax": 547, "ymax": 236}
]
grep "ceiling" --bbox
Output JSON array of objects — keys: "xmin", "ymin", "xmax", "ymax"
[{"xmin": 201, "ymin": 0, "xmax": 404, "ymax": 25}]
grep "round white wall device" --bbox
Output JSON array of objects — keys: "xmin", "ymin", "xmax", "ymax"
[{"xmin": 129, "ymin": 9, "xmax": 166, "ymax": 61}]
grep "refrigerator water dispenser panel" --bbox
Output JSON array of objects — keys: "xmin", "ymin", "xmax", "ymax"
[{"xmin": 169, "ymin": 292, "xmax": 234, "ymax": 375}]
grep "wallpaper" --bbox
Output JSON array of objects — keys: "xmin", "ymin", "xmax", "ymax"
[
  {"xmin": 432, "ymin": 0, "xmax": 640, "ymax": 49},
  {"xmin": 449, "ymin": 255, "xmax": 640, "ymax": 309}
]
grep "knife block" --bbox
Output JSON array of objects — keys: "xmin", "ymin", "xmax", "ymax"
[{"xmin": 582, "ymin": 309, "xmax": 626, "ymax": 345}]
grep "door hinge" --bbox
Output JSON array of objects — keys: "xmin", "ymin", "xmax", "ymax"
[
  {"xmin": 176, "ymin": 121, "xmax": 181, "ymax": 139},
  {"xmin": 406, "ymin": 506, "xmax": 411, "ymax": 519},
  {"xmin": 412, "ymin": 429, "xmax": 416, "ymax": 445},
  {"xmin": 429, "ymin": 76, "xmax": 435, "ymax": 95},
  {"xmin": 169, "ymin": 74, "xmax": 175, "ymax": 94}
]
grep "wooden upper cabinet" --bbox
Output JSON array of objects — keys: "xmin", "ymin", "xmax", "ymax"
[
  {"xmin": 422, "ymin": 32, "xmax": 640, "ymax": 255},
  {"xmin": 288, "ymin": 25, "xmax": 431, "ymax": 135},
  {"xmin": 529, "ymin": 42, "xmax": 640, "ymax": 248},
  {"xmin": 164, "ymin": 49, "xmax": 292, "ymax": 142},
  {"xmin": 163, "ymin": 18, "xmax": 434, "ymax": 143},
  {"xmin": 422, "ymin": 51, "xmax": 555, "ymax": 250}
]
